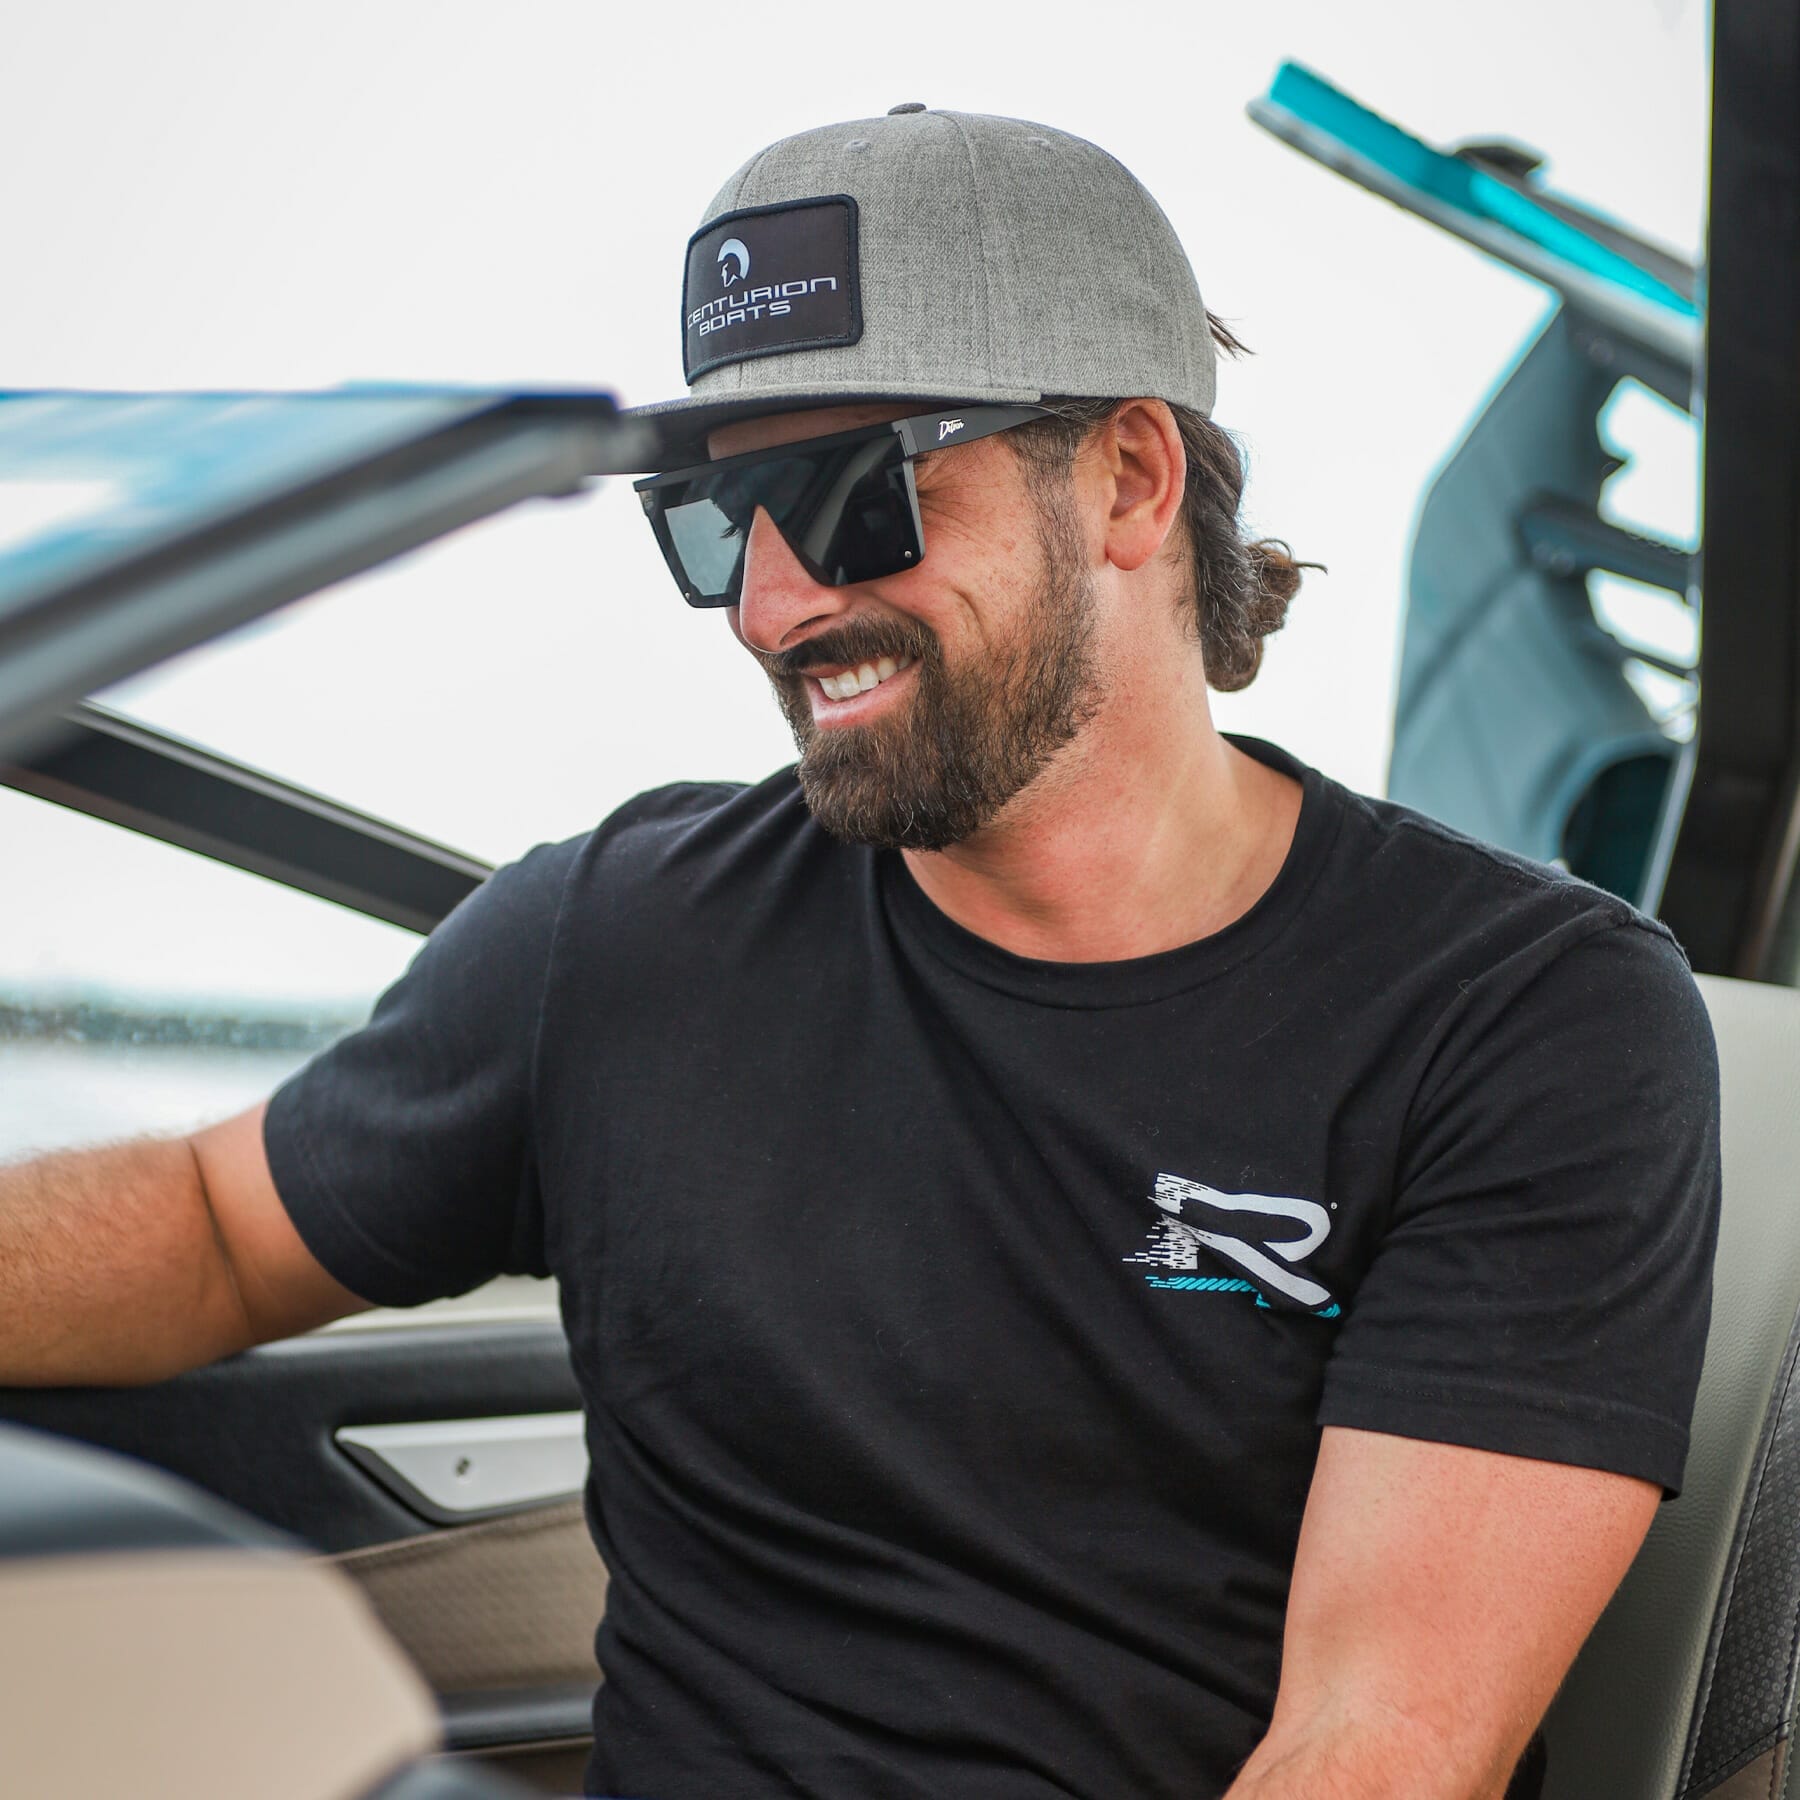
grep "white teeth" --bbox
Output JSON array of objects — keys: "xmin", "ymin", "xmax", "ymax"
[{"xmin": 817, "ymin": 653, "xmax": 914, "ymax": 703}]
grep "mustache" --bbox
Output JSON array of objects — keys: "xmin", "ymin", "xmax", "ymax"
[{"xmin": 760, "ymin": 618, "xmax": 939, "ymax": 682}]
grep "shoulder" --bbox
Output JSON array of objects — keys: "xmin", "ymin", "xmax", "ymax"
[
  {"xmin": 584, "ymin": 768, "xmax": 807, "ymax": 859},
  {"xmin": 1339, "ymin": 779, "xmax": 1647, "ymax": 929},
  {"xmin": 1239, "ymin": 736, "xmax": 1711, "ymax": 1080},
  {"xmin": 1303, "ymin": 752, "xmax": 1689, "ymax": 987},
  {"xmin": 1242, "ymin": 733, "xmax": 1639, "ymax": 931},
  {"xmin": 555, "ymin": 765, "xmax": 861, "ymax": 952},
  {"xmin": 1327, "ymin": 787, "xmax": 1712, "ymax": 1107},
  {"xmin": 468, "ymin": 769, "xmax": 812, "ymax": 905},
  {"xmin": 565, "ymin": 766, "xmax": 841, "ymax": 898}
]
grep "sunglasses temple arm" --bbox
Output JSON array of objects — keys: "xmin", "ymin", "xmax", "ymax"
[{"xmin": 893, "ymin": 405, "xmax": 1052, "ymax": 458}]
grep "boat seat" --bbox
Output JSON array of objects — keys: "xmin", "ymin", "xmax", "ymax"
[
  {"xmin": 1542, "ymin": 974, "xmax": 1800, "ymax": 1798},
  {"xmin": 0, "ymin": 1423, "xmax": 536, "ymax": 1799}
]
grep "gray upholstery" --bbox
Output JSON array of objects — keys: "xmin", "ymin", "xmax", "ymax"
[
  {"xmin": 1678, "ymin": 1299, "xmax": 1800, "ymax": 1799},
  {"xmin": 1542, "ymin": 975, "xmax": 1800, "ymax": 1800}
]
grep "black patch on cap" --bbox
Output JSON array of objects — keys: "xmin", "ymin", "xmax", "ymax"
[{"xmin": 683, "ymin": 196, "xmax": 862, "ymax": 382}]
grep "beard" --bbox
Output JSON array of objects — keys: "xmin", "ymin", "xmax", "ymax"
[{"xmin": 759, "ymin": 483, "xmax": 1103, "ymax": 851}]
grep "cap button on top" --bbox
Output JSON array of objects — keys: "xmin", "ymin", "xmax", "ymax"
[{"xmin": 887, "ymin": 101, "xmax": 927, "ymax": 115}]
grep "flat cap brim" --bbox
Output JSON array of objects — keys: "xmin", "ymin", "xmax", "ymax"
[{"xmin": 608, "ymin": 377, "xmax": 1044, "ymax": 473}]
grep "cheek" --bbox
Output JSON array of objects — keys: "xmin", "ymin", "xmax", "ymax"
[
  {"xmin": 919, "ymin": 473, "xmax": 1033, "ymax": 557},
  {"xmin": 929, "ymin": 531, "xmax": 1048, "ymax": 642},
  {"xmin": 917, "ymin": 482, "xmax": 1037, "ymax": 574},
  {"xmin": 915, "ymin": 520, "xmax": 1043, "ymax": 644}
]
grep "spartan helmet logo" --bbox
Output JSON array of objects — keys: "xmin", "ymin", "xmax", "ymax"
[{"xmin": 717, "ymin": 238, "xmax": 750, "ymax": 287}]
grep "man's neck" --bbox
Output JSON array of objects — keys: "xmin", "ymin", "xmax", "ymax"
[{"xmin": 899, "ymin": 713, "xmax": 1305, "ymax": 965}]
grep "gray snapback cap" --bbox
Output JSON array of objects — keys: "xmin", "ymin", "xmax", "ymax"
[{"xmin": 620, "ymin": 104, "xmax": 1216, "ymax": 469}]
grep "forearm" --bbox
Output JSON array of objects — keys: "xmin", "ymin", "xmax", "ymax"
[
  {"xmin": 1225, "ymin": 1705, "xmax": 1519, "ymax": 1800},
  {"xmin": 0, "ymin": 1136, "xmax": 254, "ymax": 1386},
  {"xmin": 1231, "ymin": 1430, "xmax": 1658, "ymax": 1800}
]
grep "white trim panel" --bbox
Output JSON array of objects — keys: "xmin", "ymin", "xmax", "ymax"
[{"xmin": 336, "ymin": 1412, "xmax": 588, "ymax": 1522}]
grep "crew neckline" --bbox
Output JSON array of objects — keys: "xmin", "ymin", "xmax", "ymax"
[{"xmin": 879, "ymin": 736, "xmax": 1344, "ymax": 1009}]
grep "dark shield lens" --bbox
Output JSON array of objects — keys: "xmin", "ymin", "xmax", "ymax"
[
  {"xmin": 662, "ymin": 457, "xmax": 815, "ymax": 602},
  {"xmin": 651, "ymin": 431, "xmax": 919, "ymax": 604},
  {"xmin": 781, "ymin": 436, "xmax": 919, "ymax": 586},
  {"xmin": 664, "ymin": 495, "xmax": 747, "ymax": 601}
]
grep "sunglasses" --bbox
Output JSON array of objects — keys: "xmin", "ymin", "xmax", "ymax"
[{"xmin": 634, "ymin": 404, "xmax": 1050, "ymax": 608}]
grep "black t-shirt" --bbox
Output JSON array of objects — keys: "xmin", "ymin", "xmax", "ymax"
[{"xmin": 265, "ymin": 739, "xmax": 1721, "ymax": 1800}]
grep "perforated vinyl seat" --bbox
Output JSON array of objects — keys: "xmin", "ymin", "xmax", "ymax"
[
  {"xmin": 1542, "ymin": 975, "xmax": 1800, "ymax": 1800},
  {"xmin": 0, "ymin": 1424, "xmax": 537, "ymax": 1800}
]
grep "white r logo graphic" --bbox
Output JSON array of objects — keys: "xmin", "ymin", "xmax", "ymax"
[{"xmin": 1143, "ymin": 1172, "xmax": 1335, "ymax": 1308}]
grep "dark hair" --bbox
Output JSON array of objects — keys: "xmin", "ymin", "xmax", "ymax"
[{"xmin": 1009, "ymin": 316, "xmax": 1313, "ymax": 692}]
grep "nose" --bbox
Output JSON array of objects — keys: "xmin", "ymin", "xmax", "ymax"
[{"xmin": 730, "ymin": 508, "xmax": 853, "ymax": 655}]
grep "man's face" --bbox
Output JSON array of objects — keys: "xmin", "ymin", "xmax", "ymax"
[{"xmin": 711, "ymin": 404, "xmax": 1103, "ymax": 851}]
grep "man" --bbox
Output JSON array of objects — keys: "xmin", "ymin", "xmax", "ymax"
[{"xmin": 0, "ymin": 108, "xmax": 1719, "ymax": 1800}]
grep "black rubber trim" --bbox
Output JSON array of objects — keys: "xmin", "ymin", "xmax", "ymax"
[
  {"xmin": 0, "ymin": 1321, "xmax": 579, "ymax": 1553},
  {"xmin": 1678, "ymin": 1298, "xmax": 1800, "ymax": 1796},
  {"xmin": 440, "ymin": 1682, "xmax": 596, "ymax": 1752},
  {"xmin": 0, "ymin": 395, "xmax": 632, "ymax": 763},
  {"xmin": 0, "ymin": 1420, "xmax": 295, "ymax": 1560},
  {"xmin": 2, "ymin": 702, "xmax": 488, "ymax": 934},
  {"xmin": 1658, "ymin": 0, "xmax": 1800, "ymax": 976}
]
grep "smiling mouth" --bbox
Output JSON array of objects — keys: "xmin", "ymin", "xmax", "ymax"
[{"xmin": 813, "ymin": 654, "xmax": 916, "ymax": 702}]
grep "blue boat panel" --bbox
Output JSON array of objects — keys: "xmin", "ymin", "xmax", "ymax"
[{"xmin": 0, "ymin": 391, "xmax": 498, "ymax": 613}]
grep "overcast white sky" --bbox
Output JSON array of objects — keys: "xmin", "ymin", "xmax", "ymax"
[{"xmin": 0, "ymin": 0, "xmax": 1708, "ymax": 1012}]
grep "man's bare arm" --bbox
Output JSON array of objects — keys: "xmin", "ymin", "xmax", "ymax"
[
  {"xmin": 0, "ymin": 1101, "xmax": 370, "ymax": 1386},
  {"xmin": 1225, "ymin": 1425, "xmax": 1660, "ymax": 1800}
]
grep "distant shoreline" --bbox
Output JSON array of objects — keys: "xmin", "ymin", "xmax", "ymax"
[{"xmin": 0, "ymin": 997, "xmax": 361, "ymax": 1053}]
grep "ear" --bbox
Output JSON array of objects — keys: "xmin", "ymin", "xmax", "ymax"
[{"xmin": 1095, "ymin": 399, "xmax": 1186, "ymax": 574}]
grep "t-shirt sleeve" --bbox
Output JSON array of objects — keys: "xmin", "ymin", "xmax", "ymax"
[
  {"xmin": 262, "ymin": 836, "xmax": 580, "ymax": 1308},
  {"xmin": 1318, "ymin": 917, "xmax": 1721, "ymax": 1495}
]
